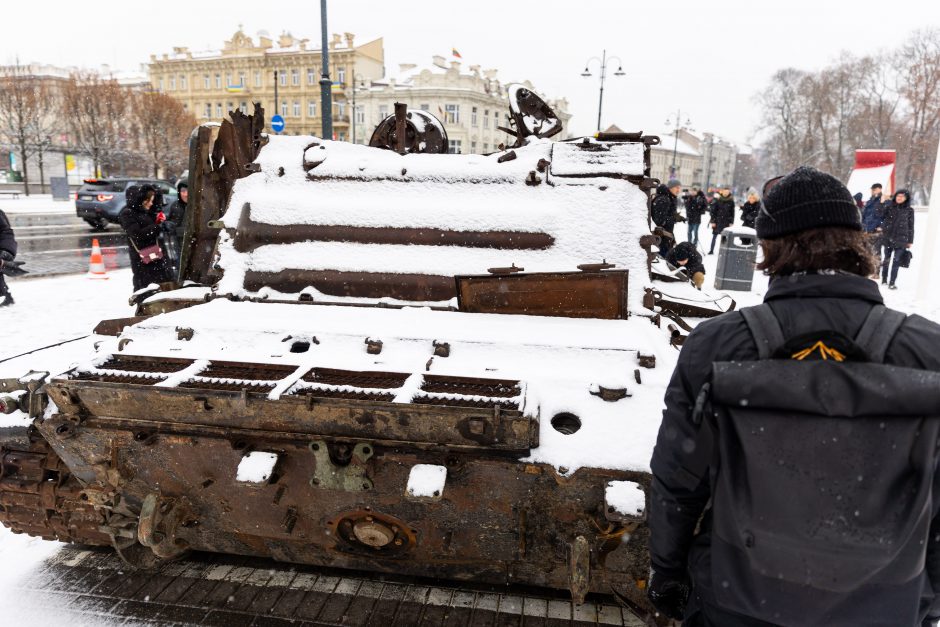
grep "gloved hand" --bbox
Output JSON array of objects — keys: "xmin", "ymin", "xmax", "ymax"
[
  {"xmin": 647, "ymin": 568, "xmax": 690, "ymax": 621},
  {"xmin": 1, "ymin": 259, "xmax": 26, "ymax": 277},
  {"xmin": 162, "ymin": 220, "xmax": 176, "ymax": 232},
  {"xmin": 155, "ymin": 211, "xmax": 166, "ymax": 224},
  {"xmin": 0, "ymin": 250, "xmax": 13, "ymax": 262},
  {"xmin": 675, "ymin": 212, "xmax": 687, "ymax": 223}
]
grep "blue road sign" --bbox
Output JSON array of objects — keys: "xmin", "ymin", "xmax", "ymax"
[{"xmin": 271, "ymin": 114, "xmax": 285, "ymax": 133}]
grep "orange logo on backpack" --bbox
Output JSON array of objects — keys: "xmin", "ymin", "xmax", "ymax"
[{"xmin": 791, "ymin": 341, "xmax": 846, "ymax": 362}]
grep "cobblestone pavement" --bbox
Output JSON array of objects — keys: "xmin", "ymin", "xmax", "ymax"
[{"xmin": 14, "ymin": 546, "xmax": 647, "ymax": 627}]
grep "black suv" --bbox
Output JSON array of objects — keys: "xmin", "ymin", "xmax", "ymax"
[{"xmin": 75, "ymin": 178, "xmax": 178, "ymax": 231}]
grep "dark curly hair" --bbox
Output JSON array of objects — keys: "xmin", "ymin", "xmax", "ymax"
[{"xmin": 757, "ymin": 227, "xmax": 878, "ymax": 277}]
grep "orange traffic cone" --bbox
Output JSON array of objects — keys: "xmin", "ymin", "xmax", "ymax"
[{"xmin": 87, "ymin": 238, "xmax": 109, "ymax": 279}]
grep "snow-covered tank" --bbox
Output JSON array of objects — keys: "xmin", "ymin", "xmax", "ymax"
[{"xmin": 0, "ymin": 96, "xmax": 733, "ymax": 618}]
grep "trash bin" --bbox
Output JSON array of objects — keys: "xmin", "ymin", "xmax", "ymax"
[{"xmin": 714, "ymin": 227, "xmax": 758, "ymax": 291}]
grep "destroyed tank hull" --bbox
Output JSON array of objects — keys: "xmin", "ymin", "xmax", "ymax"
[{"xmin": 0, "ymin": 98, "xmax": 734, "ymax": 623}]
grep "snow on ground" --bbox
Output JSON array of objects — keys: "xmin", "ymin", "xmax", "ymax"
[{"xmin": 0, "ymin": 193, "xmax": 72, "ymax": 215}]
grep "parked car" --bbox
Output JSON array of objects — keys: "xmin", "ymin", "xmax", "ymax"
[{"xmin": 75, "ymin": 178, "xmax": 178, "ymax": 231}]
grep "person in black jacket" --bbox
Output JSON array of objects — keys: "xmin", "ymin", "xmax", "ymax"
[
  {"xmin": 164, "ymin": 180, "xmax": 188, "ymax": 275},
  {"xmin": 0, "ymin": 209, "xmax": 17, "ymax": 307},
  {"xmin": 647, "ymin": 167, "xmax": 940, "ymax": 626},
  {"xmin": 684, "ymin": 188, "xmax": 707, "ymax": 246},
  {"xmin": 707, "ymin": 187, "xmax": 735, "ymax": 254},
  {"xmin": 119, "ymin": 184, "xmax": 172, "ymax": 292},
  {"xmin": 740, "ymin": 188, "xmax": 760, "ymax": 229},
  {"xmin": 879, "ymin": 189, "xmax": 915, "ymax": 289},
  {"xmin": 665, "ymin": 241, "xmax": 705, "ymax": 288},
  {"xmin": 652, "ymin": 179, "xmax": 683, "ymax": 258}
]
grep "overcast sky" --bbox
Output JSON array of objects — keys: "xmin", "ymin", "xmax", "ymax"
[{"xmin": 6, "ymin": 0, "xmax": 939, "ymax": 146}]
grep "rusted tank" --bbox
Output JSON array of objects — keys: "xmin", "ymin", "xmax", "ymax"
[{"xmin": 0, "ymin": 90, "xmax": 733, "ymax": 621}]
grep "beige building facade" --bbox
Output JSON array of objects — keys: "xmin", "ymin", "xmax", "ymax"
[
  {"xmin": 148, "ymin": 29, "xmax": 385, "ymax": 140},
  {"xmin": 347, "ymin": 56, "xmax": 571, "ymax": 153},
  {"xmin": 643, "ymin": 127, "xmax": 738, "ymax": 191}
]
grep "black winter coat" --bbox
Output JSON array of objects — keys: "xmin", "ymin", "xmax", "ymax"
[
  {"xmin": 740, "ymin": 200, "xmax": 760, "ymax": 229},
  {"xmin": 119, "ymin": 185, "xmax": 172, "ymax": 291},
  {"xmin": 665, "ymin": 242, "xmax": 705, "ymax": 276},
  {"xmin": 684, "ymin": 192, "xmax": 708, "ymax": 224},
  {"xmin": 651, "ymin": 184, "xmax": 678, "ymax": 234},
  {"xmin": 165, "ymin": 198, "xmax": 187, "ymax": 240},
  {"xmin": 881, "ymin": 193, "xmax": 915, "ymax": 248},
  {"xmin": 650, "ymin": 273, "xmax": 940, "ymax": 626},
  {"xmin": 709, "ymin": 196, "xmax": 735, "ymax": 233},
  {"xmin": 0, "ymin": 209, "xmax": 16, "ymax": 257}
]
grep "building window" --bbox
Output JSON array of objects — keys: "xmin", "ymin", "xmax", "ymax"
[
  {"xmin": 254, "ymin": 71, "xmax": 262, "ymax": 87},
  {"xmin": 204, "ymin": 103, "xmax": 211, "ymax": 118},
  {"xmin": 240, "ymin": 102, "xmax": 248, "ymax": 114},
  {"xmin": 308, "ymin": 100, "xmax": 317, "ymax": 117},
  {"xmin": 471, "ymin": 107, "xmax": 478, "ymax": 126},
  {"xmin": 448, "ymin": 139, "xmax": 462, "ymax": 154},
  {"xmin": 292, "ymin": 101, "xmax": 300, "ymax": 117},
  {"xmin": 169, "ymin": 76, "xmax": 176, "ymax": 90},
  {"xmin": 203, "ymin": 74, "xmax": 210, "ymax": 89},
  {"xmin": 483, "ymin": 143, "xmax": 489, "ymax": 152},
  {"xmin": 483, "ymin": 109, "xmax": 489, "ymax": 128},
  {"xmin": 420, "ymin": 103, "xmax": 429, "ymax": 111},
  {"xmin": 238, "ymin": 72, "xmax": 245, "ymax": 87},
  {"xmin": 336, "ymin": 102, "xmax": 346, "ymax": 118},
  {"xmin": 215, "ymin": 103, "xmax": 222, "ymax": 118},
  {"xmin": 445, "ymin": 104, "xmax": 459, "ymax": 125},
  {"xmin": 226, "ymin": 73, "xmax": 233, "ymax": 87},
  {"xmin": 281, "ymin": 101, "xmax": 288, "ymax": 116},
  {"xmin": 355, "ymin": 105, "xmax": 365, "ymax": 124},
  {"xmin": 158, "ymin": 78, "xmax": 164, "ymax": 91},
  {"xmin": 291, "ymin": 69, "xmax": 299, "ymax": 86},
  {"xmin": 471, "ymin": 141, "xmax": 477, "ymax": 153},
  {"xmin": 378, "ymin": 104, "xmax": 388, "ymax": 119},
  {"xmin": 494, "ymin": 111, "xmax": 500, "ymax": 127},
  {"xmin": 179, "ymin": 75, "xmax": 187, "ymax": 90},
  {"xmin": 279, "ymin": 71, "xmax": 287, "ymax": 86},
  {"xmin": 337, "ymin": 67, "xmax": 346, "ymax": 84},
  {"xmin": 307, "ymin": 68, "xmax": 316, "ymax": 85},
  {"xmin": 215, "ymin": 74, "xmax": 221, "ymax": 88}
]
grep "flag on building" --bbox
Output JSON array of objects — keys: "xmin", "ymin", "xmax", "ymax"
[{"xmin": 452, "ymin": 48, "xmax": 462, "ymax": 59}]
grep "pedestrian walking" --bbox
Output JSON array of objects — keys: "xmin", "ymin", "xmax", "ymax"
[
  {"xmin": 651, "ymin": 179, "xmax": 683, "ymax": 258},
  {"xmin": 119, "ymin": 184, "xmax": 172, "ymax": 293},
  {"xmin": 647, "ymin": 166, "xmax": 940, "ymax": 627},
  {"xmin": 163, "ymin": 180, "xmax": 188, "ymax": 277},
  {"xmin": 863, "ymin": 183, "xmax": 886, "ymax": 262},
  {"xmin": 664, "ymin": 241, "xmax": 705, "ymax": 288},
  {"xmin": 0, "ymin": 209, "xmax": 21, "ymax": 307},
  {"xmin": 707, "ymin": 186, "xmax": 735, "ymax": 254},
  {"xmin": 684, "ymin": 188, "xmax": 708, "ymax": 246},
  {"xmin": 879, "ymin": 189, "xmax": 915, "ymax": 289},
  {"xmin": 740, "ymin": 188, "xmax": 761, "ymax": 229}
]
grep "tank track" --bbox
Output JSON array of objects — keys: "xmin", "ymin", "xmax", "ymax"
[{"xmin": 0, "ymin": 430, "xmax": 111, "ymax": 546}]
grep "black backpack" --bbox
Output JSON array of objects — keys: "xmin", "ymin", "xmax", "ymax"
[{"xmin": 676, "ymin": 304, "xmax": 940, "ymax": 624}]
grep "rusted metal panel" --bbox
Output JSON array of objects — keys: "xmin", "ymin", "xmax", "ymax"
[
  {"xmin": 455, "ymin": 270, "xmax": 629, "ymax": 319},
  {"xmin": 44, "ymin": 380, "xmax": 535, "ymax": 453},
  {"xmin": 230, "ymin": 204, "xmax": 555, "ymax": 253},
  {"xmin": 31, "ymin": 412, "xmax": 650, "ymax": 610},
  {"xmin": 244, "ymin": 269, "xmax": 458, "ymax": 301}
]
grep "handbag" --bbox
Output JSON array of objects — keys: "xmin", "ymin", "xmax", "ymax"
[
  {"xmin": 899, "ymin": 249, "xmax": 912, "ymax": 268},
  {"xmin": 129, "ymin": 238, "xmax": 164, "ymax": 265}
]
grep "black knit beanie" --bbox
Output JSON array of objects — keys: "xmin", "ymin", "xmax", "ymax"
[{"xmin": 756, "ymin": 166, "xmax": 861, "ymax": 239}]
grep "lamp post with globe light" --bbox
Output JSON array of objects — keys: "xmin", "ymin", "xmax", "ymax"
[
  {"xmin": 581, "ymin": 50, "xmax": 625, "ymax": 134},
  {"xmin": 664, "ymin": 110, "xmax": 693, "ymax": 178}
]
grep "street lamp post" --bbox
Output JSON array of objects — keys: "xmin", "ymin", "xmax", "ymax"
[
  {"xmin": 319, "ymin": 0, "xmax": 333, "ymax": 140},
  {"xmin": 350, "ymin": 73, "xmax": 365, "ymax": 145},
  {"xmin": 664, "ymin": 110, "xmax": 692, "ymax": 178},
  {"xmin": 581, "ymin": 50, "xmax": 625, "ymax": 134}
]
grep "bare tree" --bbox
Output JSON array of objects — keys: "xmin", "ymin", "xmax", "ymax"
[
  {"xmin": 132, "ymin": 91, "xmax": 197, "ymax": 177},
  {"xmin": 896, "ymin": 28, "xmax": 940, "ymax": 200},
  {"xmin": 27, "ymin": 86, "xmax": 61, "ymax": 194},
  {"xmin": 61, "ymin": 72, "xmax": 128, "ymax": 176},
  {"xmin": 0, "ymin": 62, "xmax": 44, "ymax": 195}
]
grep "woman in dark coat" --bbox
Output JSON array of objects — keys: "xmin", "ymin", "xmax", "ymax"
[
  {"xmin": 0, "ymin": 209, "xmax": 17, "ymax": 306},
  {"xmin": 119, "ymin": 184, "xmax": 172, "ymax": 292},
  {"xmin": 879, "ymin": 189, "xmax": 915, "ymax": 289},
  {"xmin": 708, "ymin": 188, "xmax": 736, "ymax": 254},
  {"xmin": 740, "ymin": 189, "xmax": 761, "ymax": 229}
]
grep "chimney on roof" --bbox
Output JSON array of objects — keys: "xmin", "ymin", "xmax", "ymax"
[
  {"xmin": 278, "ymin": 32, "xmax": 294, "ymax": 48},
  {"xmin": 432, "ymin": 55, "xmax": 446, "ymax": 69},
  {"xmin": 469, "ymin": 64, "xmax": 480, "ymax": 76},
  {"xmin": 344, "ymin": 32, "xmax": 355, "ymax": 48},
  {"xmin": 259, "ymin": 35, "xmax": 273, "ymax": 49},
  {"xmin": 399, "ymin": 63, "xmax": 416, "ymax": 73},
  {"xmin": 299, "ymin": 38, "xmax": 309, "ymax": 51},
  {"xmin": 449, "ymin": 60, "xmax": 461, "ymax": 72},
  {"xmin": 330, "ymin": 33, "xmax": 341, "ymax": 49}
]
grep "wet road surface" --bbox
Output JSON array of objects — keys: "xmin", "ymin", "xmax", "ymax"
[
  {"xmin": 18, "ymin": 545, "xmax": 645, "ymax": 626},
  {"xmin": 9, "ymin": 213, "xmax": 131, "ymax": 278}
]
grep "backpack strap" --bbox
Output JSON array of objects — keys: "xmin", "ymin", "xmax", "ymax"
[
  {"xmin": 853, "ymin": 304, "xmax": 906, "ymax": 363},
  {"xmin": 740, "ymin": 304, "xmax": 786, "ymax": 360},
  {"xmin": 671, "ymin": 382, "xmax": 715, "ymax": 491}
]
